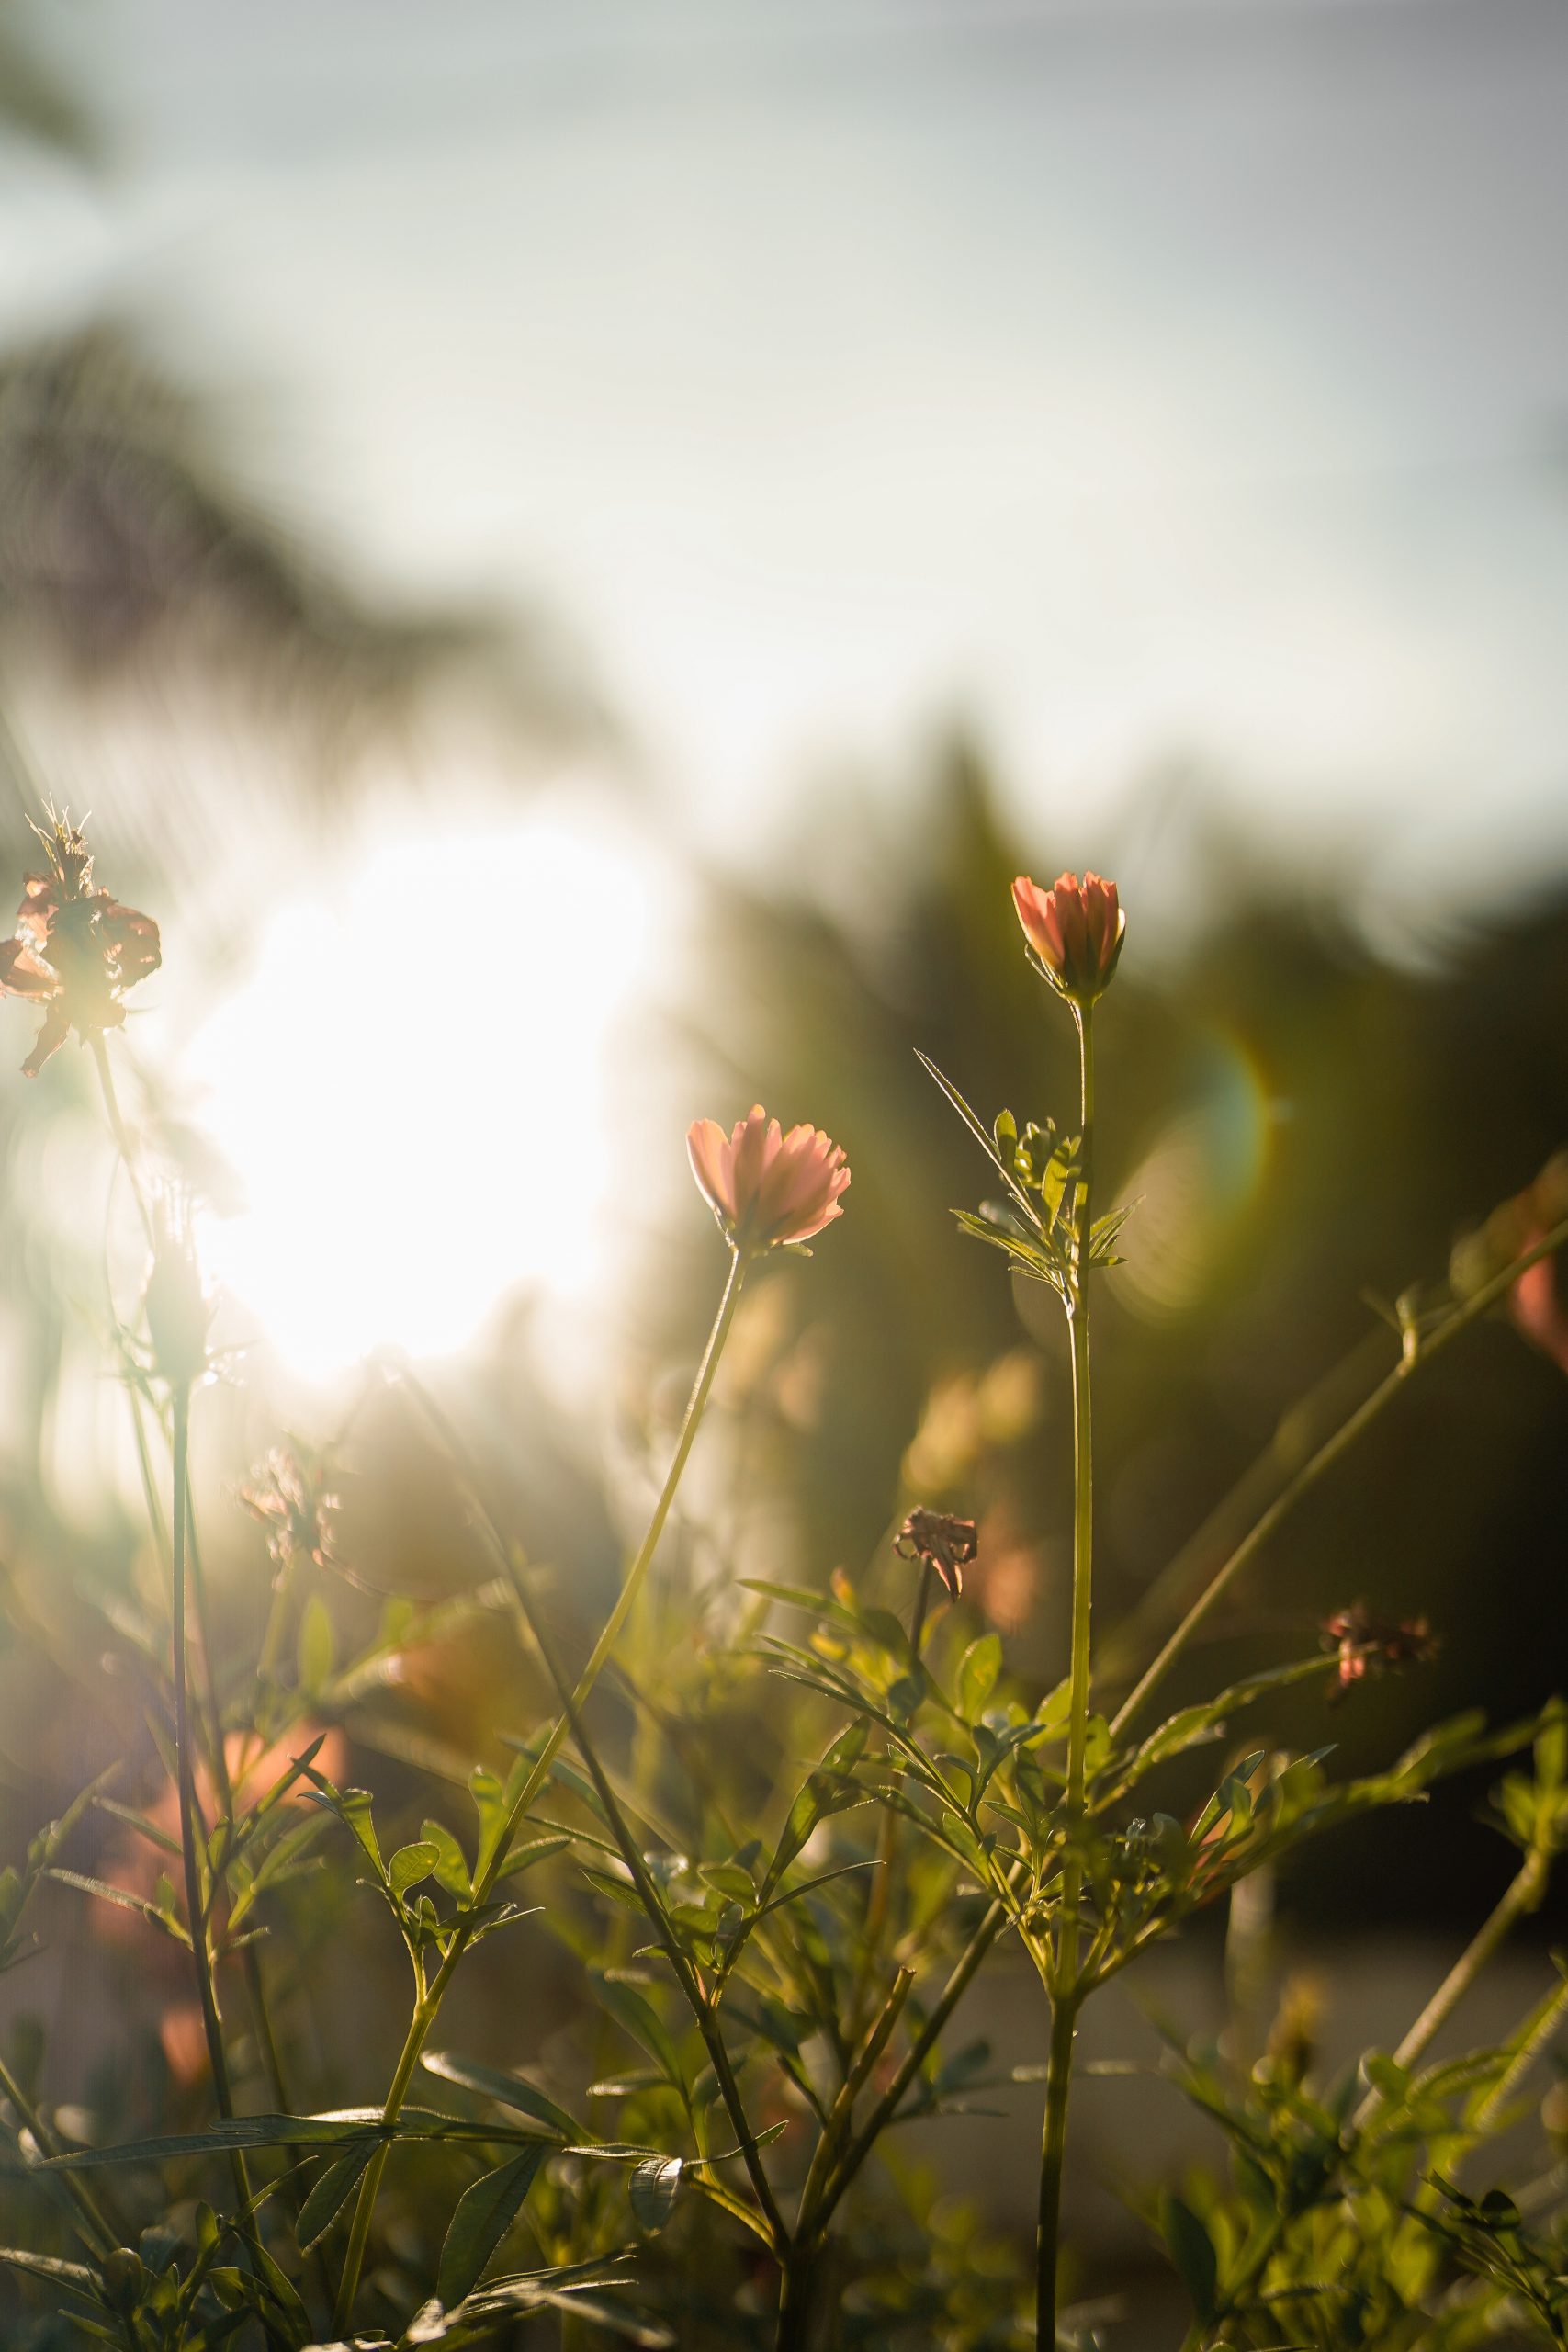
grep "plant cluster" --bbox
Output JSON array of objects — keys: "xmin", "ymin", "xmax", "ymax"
[{"xmin": 0, "ymin": 827, "xmax": 1566, "ymax": 2350}]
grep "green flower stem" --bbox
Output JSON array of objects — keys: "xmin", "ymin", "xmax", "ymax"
[
  {"xmin": 171, "ymin": 1389, "xmax": 254, "ymax": 2220},
  {"xmin": 0, "ymin": 2043, "xmax": 118, "ymax": 2256},
  {"xmin": 847, "ymin": 1561, "xmax": 931, "ymax": 2043},
  {"xmin": 1036, "ymin": 998, "xmax": 1096, "ymax": 2351},
  {"xmin": 1354, "ymin": 1839, "xmax": 1551, "ymax": 2132},
  {"xmin": 1034, "ymin": 1987, "xmax": 1080, "ymax": 2346},
  {"xmin": 89, "ymin": 1035, "xmax": 153, "ymax": 1251},
  {"xmin": 805, "ymin": 1884, "xmax": 1008, "ymax": 2239},
  {"xmin": 333, "ymin": 1249, "xmax": 748, "ymax": 2330},
  {"xmin": 1111, "ymin": 1214, "xmax": 1568, "ymax": 1744},
  {"xmin": 1472, "ymin": 1969, "xmax": 1568, "ymax": 2135}
]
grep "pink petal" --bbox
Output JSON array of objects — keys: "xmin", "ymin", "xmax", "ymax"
[{"xmin": 687, "ymin": 1119, "xmax": 737, "ymax": 1219}]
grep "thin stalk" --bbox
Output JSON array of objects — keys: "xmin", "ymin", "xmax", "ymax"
[
  {"xmin": 333, "ymin": 1250, "xmax": 748, "ymax": 2329},
  {"xmin": 1111, "ymin": 1216, "xmax": 1568, "ymax": 1742},
  {"xmin": 1035, "ymin": 1990, "xmax": 1079, "ymax": 2344},
  {"xmin": 1470, "ymin": 1969, "xmax": 1568, "ymax": 2135},
  {"xmin": 848, "ymin": 1561, "xmax": 931, "ymax": 2041},
  {"xmin": 1353, "ymin": 1843, "xmax": 1551, "ymax": 2132},
  {"xmin": 805, "ymin": 1887, "xmax": 1006, "ymax": 2239},
  {"xmin": 90, "ymin": 1034, "xmax": 153, "ymax": 1251},
  {"xmin": 1036, "ymin": 998, "xmax": 1095, "ymax": 2352},
  {"xmin": 0, "ymin": 2044, "xmax": 118, "ymax": 2255},
  {"xmin": 171, "ymin": 1390, "xmax": 254, "ymax": 2221}
]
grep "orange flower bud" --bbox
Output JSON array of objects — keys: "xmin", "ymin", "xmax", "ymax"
[
  {"xmin": 687, "ymin": 1104, "xmax": 851, "ymax": 1254},
  {"xmin": 1011, "ymin": 870, "xmax": 1124, "ymax": 1005}
]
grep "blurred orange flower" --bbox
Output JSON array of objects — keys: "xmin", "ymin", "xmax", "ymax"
[
  {"xmin": 687, "ymin": 1103, "xmax": 851, "ymax": 1252},
  {"xmin": 0, "ymin": 811, "xmax": 160, "ymax": 1075},
  {"xmin": 1011, "ymin": 870, "xmax": 1124, "ymax": 1005}
]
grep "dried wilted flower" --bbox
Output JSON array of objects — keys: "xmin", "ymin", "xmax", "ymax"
[
  {"xmin": 0, "ymin": 808, "xmax": 160, "ymax": 1075},
  {"xmin": 1320, "ymin": 1601, "xmax": 1439, "ymax": 1700},
  {"xmin": 1011, "ymin": 870, "xmax": 1124, "ymax": 1005},
  {"xmin": 238, "ymin": 1448, "xmax": 340, "ymax": 1574},
  {"xmin": 687, "ymin": 1103, "xmax": 851, "ymax": 1253},
  {"xmin": 894, "ymin": 1507, "xmax": 979, "ymax": 1600}
]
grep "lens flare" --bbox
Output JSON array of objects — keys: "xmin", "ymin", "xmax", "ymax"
[
  {"xmin": 185, "ymin": 810, "xmax": 653, "ymax": 1380},
  {"xmin": 1109, "ymin": 1028, "xmax": 1274, "ymax": 1321}
]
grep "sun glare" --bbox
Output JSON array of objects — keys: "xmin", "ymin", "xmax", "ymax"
[{"xmin": 185, "ymin": 810, "xmax": 653, "ymax": 1381}]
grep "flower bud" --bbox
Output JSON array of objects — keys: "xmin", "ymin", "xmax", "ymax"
[
  {"xmin": 1011, "ymin": 870, "xmax": 1124, "ymax": 1005},
  {"xmin": 144, "ymin": 1214, "xmax": 211, "ymax": 1389}
]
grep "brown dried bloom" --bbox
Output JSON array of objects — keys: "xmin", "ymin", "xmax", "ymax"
[
  {"xmin": 0, "ymin": 809, "xmax": 160, "ymax": 1076},
  {"xmin": 1319, "ymin": 1601, "xmax": 1438, "ymax": 1701},
  {"xmin": 894, "ymin": 1507, "xmax": 979, "ymax": 1600}
]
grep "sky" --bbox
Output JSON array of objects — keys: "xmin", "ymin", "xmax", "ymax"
[{"xmin": 7, "ymin": 0, "xmax": 1568, "ymax": 922}]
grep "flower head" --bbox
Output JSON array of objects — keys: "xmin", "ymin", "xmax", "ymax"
[
  {"xmin": 687, "ymin": 1104, "xmax": 850, "ymax": 1254},
  {"xmin": 1011, "ymin": 870, "xmax": 1124, "ymax": 1005},
  {"xmin": 894, "ymin": 1507, "xmax": 978, "ymax": 1600},
  {"xmin": 1320, "ymin": 1601, "xmax": 1438, "ymax": 1702},
  {"xmin": 238, "ymin": 1447, "xmax": 340, "ymax": 1575},
  {"xmin": 0, "ymin": 808, "xmax": 160, "ymax": 1075},
  {"xmin": 143, "ymin": 1197, "xmax": 212, "ymax": 1389}
]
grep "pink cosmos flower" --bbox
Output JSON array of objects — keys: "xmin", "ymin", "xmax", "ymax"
[
  {"xmin": 1011, "ymin": 870, "xmax": 1124, "ymax": 1004},
  {"xmin": 687, "ymin": 1103, "xmax": 851, "ymax": 1252}
]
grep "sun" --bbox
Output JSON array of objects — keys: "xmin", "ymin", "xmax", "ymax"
[{"xmin": 185, "ymin": 808, "xmax": 655, "ymax": 1381}]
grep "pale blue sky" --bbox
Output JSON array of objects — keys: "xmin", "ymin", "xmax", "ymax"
[{"xmin": 8, "ymin": 0, "xmax": 1568, "ymax": 926}]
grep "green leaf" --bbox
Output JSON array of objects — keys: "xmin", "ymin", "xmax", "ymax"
[
  {"xmin": 389, "ymin": 1841, "xmax": 442, "ymax": 1898},
  {"xmin": 42, "ymin": 2108, "xmax": 499, "ymax": 2170},
  {"xmin": 423, "ymin": 2052, "xmax": 580, "ymax": 2141},
  {"xmin": 437, "ymin": 2143, "xmax": 547, "ymax": 2307},
  {"xmin": 46, "ymin": 1870, "xmax": 192, "ymax": 1948},
  {"xmin": 333, "ymin": 1788, "xmax": 385, "ymax": 1877},
  {"xmin": 628, "ymin": 2155, "xmax": 682, "ymax": 2234},
  {"xmin": 0, "ymin": 2248, "xmax": 103, "ymax": 2295},
  {"xmin": 295, "ymin": 2141, "xmax": 378, "ymax": 2250},
  {"xmin": 421, "ymin": 1819, "xmax": 472, "ymax": 1899},
  {"xmin": 496, "ymin": 1832, "xmax": 572, "ymax": 1880},
  {"xmin": 915, "ymin": 1051, "xmax": 1042, "ymax": 1227},
  {"xmin": 774, "ymin": 1722, "xmax": 870, "ymax": 1879},
  {"xmin": 957, "ymin": 1634, "xmax": 1003, "ymax": 1722},
  {"xmin": 592, "ymin": 1973, "xmax": 686, "ymax": 2094},
  {"xmin": 1161, "ymin": 2191, "xmax": 1218, "ymax": 2322}
]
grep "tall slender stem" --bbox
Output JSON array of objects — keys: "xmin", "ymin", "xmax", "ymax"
[
  {"xmin": 1353, "ymin": 1843, "xmax": 1550, "ymax": 2132},
  {"xmin": 1036, "ymin": 1000, "xmax": 1095, "ymax": 2348},
  {"xmin": 1035, "ymin": 1989, "xmax": 1078, "ymax": 2345},
  {"xmin": 1063, "ymin": 1001, "xmax": 1096, "ymax": 1830},
  {"xmin": 333, "ymin": 1250, "xmax": 748, "ymax": 2329},
  {"xmin": 171, "ymin": 1389, "xmax": 252, "ymax": 2220},
  {"xmin": 90, "ymin": 1034, "xmax": 153, "ymax": 1251}
]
